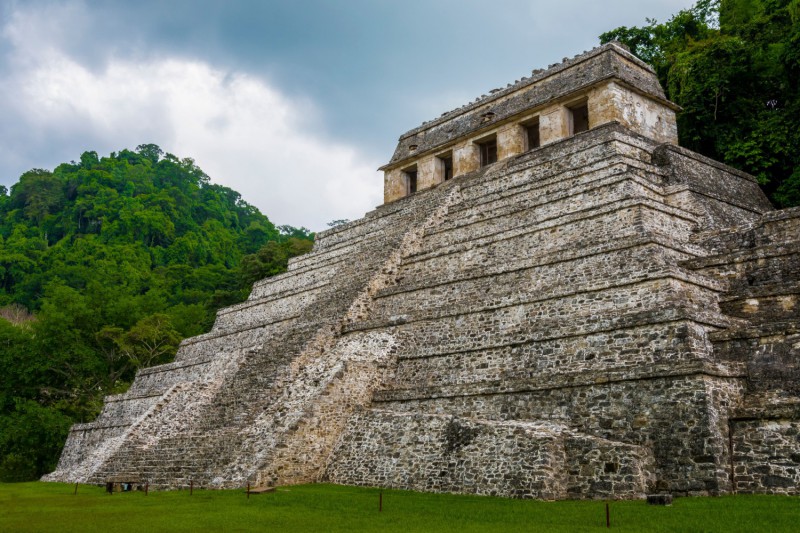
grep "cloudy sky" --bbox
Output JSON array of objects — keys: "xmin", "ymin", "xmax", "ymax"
[{"xmin": 0, "ymin": 0, "xmax": 696, "ymax": 230}]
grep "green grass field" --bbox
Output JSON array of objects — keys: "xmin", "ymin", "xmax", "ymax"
[{"xmin": 1, "ymin": 482, "xmax": 798, "ymax": 532}]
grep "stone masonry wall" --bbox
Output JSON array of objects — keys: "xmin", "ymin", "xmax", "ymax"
[{"xmin": 326, "ymin": 409, "xmax": 654, "ymax": 500}]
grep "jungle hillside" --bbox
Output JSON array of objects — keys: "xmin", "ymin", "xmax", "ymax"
[{"xmin": 0, "ymin": 144, "xmax": 312, "ymax": 481}]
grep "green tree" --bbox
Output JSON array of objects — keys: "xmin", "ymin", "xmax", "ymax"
[
  {"xmin": 0, "ymin": 144, "xmax": 314, "ymax": 480},
  {"xmin": 600, "ymin": 0, "xmax": 800, "ymax": 206},
  {"xmin": 239, "ymin": 237, "xmax": 313, "ymax": 287},
  {"xmin": 9, "ymin": 169, "xmax": 65, "ymax": 228}
]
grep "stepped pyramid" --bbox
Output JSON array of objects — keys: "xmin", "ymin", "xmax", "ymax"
[{"xmin": 45, "ymin": 43, "xmax": 800, "ymax": 499}]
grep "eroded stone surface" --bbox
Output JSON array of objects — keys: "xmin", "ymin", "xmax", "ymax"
[{"xmin": 45, "ymin": 44, "xmax": 799, "ymax": 500}]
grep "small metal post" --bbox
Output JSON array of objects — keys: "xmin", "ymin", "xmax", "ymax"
[
  {"xmin": 379, "ymin": 491, "xmax": 383, "ymax": 512},
  {"xmin": 190, "ymin": 480, "xmax": 193, "ymax": 496},
  {"xmin": 606, "ymin": 502, "xmax": 610, "ymax": 528},
  {"xmin": 73, "ymin": 482, "xmax": 78, "ymax": 495},
  {"xmin": 247, "ymin": 482, "xmax": 250, "ymax": 499}
]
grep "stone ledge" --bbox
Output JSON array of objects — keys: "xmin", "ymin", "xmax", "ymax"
[
  {"xmin": 452, "ymin": 129, "xmax": 658, "ymax": 206},
  {"xmin": 377, "ymin": 240, "xmax": 721, "ymax": 301},
  {"xmin": 179, "ymin": 314, "xmax": 303, "ymax": 347},
  {"xmin": 373, "ymin": 364, "xmax": 745, "ymax": 403},
  {"xmin": 287, "ymin": 229, "xmax": 395, "ymax": 271},
  {"xmin": 70, "ymin": 422, "xmax": 131, "ymax": 432},
  {"xmin": 718, "ymin": 281, "xmax": 800, "ymax": 302},
  {"xmin": 104, "ymin": 392, "xmax": 165, "ymax": 403},
  {"xmin": 444, "ymin": 160, "xmax": 630, "ymax": 224},
  {"xmin": 366, "ymin": 273, "xmax": 727, "ymax": 335},
  {"xmin": 434, "ymin": 164, "xmax": 667, "ymax": 240},
  {"xmin": 653, "ymin": 144, "xmax": 760, "ymax": 185},
  {"xmin": 391, "ymin": 232, "xmax": 708, "ymax": 291},
  {"xmin": 407, "ymin": 197, "xmax": 699, "ymax": 266},
  {"xmin": 663, "ymin": 183, "xmax": 769, "ymax": 217},
  {"xmin": 445, "ymin": 133, "xmax": 661, "ymax": 216},
  {"xmin": 502, "ymin": 123, "xmax": 661, "ymax": 175},
  {"xmin": 710, "ymin": 321, "xmax": 800, "ymax": 342},
  {"xmin": 348, "ymin": 286, "xmax": 740, "ymax": 337},
  {"xmin": 220, "ymin": 280, "xmax": 330, "ymax": 317},
  {"xmin": 393, "ymin": 318, "xmax": 737, "ymax": 363},
  {"xmin": 320, "ymin": 179, "xmax": 455, "ymax": 240},
  {"xmin": 682, "ymin": 241, "xmax": 800, "ymax": 270},
  {"xmin": 136, "ymin": 358, "xmax": 213, "ymax": 376},
  {"xmin": 731, "ymin": 400, "xmax": 800, "ymax": 421}
]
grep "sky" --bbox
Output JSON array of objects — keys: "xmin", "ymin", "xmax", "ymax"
[{"xmin": 0, "ymin": 0, "xmax": 697, "ymax": 230}]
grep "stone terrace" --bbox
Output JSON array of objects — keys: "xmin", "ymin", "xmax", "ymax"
[{"xmin": 46, "ymin": 43, "xmax": 799, "ymax": 500}]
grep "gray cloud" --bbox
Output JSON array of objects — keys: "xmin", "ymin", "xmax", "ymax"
[{"xmin": 0, "ymin": 0, "xmax": 696, "ymax": 227}]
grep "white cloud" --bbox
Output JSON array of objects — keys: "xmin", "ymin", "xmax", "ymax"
[{"xmin": 0, "ymin": 2, "xmax": 382, "ymax": 230}]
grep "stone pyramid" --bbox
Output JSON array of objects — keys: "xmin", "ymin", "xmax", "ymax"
[{"xmin": 46, "ymin": 43, "xmax": 800, "ymax": 499}]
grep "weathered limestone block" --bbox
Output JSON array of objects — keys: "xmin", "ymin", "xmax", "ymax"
[
  {"xmin": 539, "ymin": 104, "xmax": 571, "ymax": 145},
  {"xmin": 384, "ymin": 168, "xmax": 407, "ymax": 203},
  {"xmin": 497, "ymin": 123, "xmax": 525, "ymax": 160},
  {"xmin": 732, "ymin": 418, "xmax": 800, "ymax": 495},
  {"xmin": 589, "ymin": 81, "xmax": 678, "ymax": 145},
  {"xmin": 326, "ymin": 410, "xmax": 654, "ymax": 500},
  {"xmin": 453, "ymin": 140, "xmax": 480, "ymax": 178}
]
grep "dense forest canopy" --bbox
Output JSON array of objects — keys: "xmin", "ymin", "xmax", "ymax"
[
  {"xmin": 600, "ymin": 0, "xmax": 800, "ymax": 207},
  {"xmin": 0, "ymin": 144, "xmax": 313, "ymax": 481}
]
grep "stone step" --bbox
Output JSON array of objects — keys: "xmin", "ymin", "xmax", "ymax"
[
  {"xmin": 455, "ymin": 127, "xmax": 659, "ymax": 205},
  {"xmin": 371, "ymin": 244, "xmax": 721, "ymax": 322},
  {"xmin": 382, "ymin": 234, "xmax": 712, "ymax": 300},
  {"xmin": 448, "ymin": 147, "xmax": 662, "ymax": 223},
  {"xmin": 403, "ymin": 199, "xmax": 699, "ymax": 279},
  {"xmin": 426, "ymin": 172, "xmax": 670, "ymax": 251},
  {"xmin": 388, "ymin": 320, "xmax": 734, "ymax": 391}
]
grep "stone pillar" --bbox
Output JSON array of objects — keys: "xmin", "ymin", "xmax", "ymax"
[
  {"xmin": 383, "ymin": 168, "xmax": 407, "ymax": 203},
  {"xmin": 539, "ymin": 104, "xmax": 570, "ymax": 145},
  {"xmin": 417, "ymin": 155, "xmax": 439, "ymax": 191},
  {"xmin": 454, "ymin": 141, "xmax": 480, "ymax": 178},
  {"xmin": 588, "ymin": 81, "xmax": 678, "ymax": 145},
  {"xmin": 497, "ymin": 124, "xmax": 525, "ymax": 160}
]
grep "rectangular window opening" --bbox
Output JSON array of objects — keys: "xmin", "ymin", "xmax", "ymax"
[
  {"xmin": 569, "ymin": 103, "xmax": 589, "ymax": 135},
  {"xmin": 478, "ymin": 137, "xmax": 498, "ymax": 167},
  {"xmin": 404, "ymin": 167, "xmax": 418, "ymax": 195},
  {"xmin": 525, "ymin": 121, "xmax": 540, "ymax": 150},
  {"xmin": 438, "ymin": 153, "xmax": 453, "ymax": 182}
]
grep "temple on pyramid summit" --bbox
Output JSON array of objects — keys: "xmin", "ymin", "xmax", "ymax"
[{"xmin": 46, "ymin": 42, "xmax": 800, "ymax": 499}]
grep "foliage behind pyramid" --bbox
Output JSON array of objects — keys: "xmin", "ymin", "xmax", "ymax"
[{"xmin": 0, "ymin": 145, "xmax": 312, "ymax": 480}]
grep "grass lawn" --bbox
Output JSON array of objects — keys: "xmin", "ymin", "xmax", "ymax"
[{"xmin": 1, "ymin": 482, "xmax": 798, "ymax": 532}]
